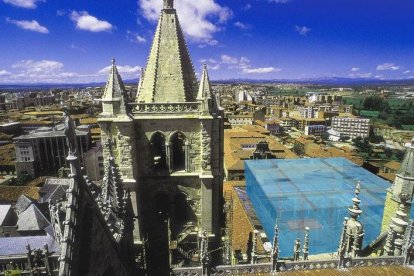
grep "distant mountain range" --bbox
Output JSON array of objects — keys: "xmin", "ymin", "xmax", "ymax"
[{"xmin": 1, "ymin": 77, "xmax": 413, "ymax": 90}]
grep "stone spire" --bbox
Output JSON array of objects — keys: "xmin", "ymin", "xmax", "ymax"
[
  {"xmin": 398, "ymin": 143, "xmax": 414, "ymax": 179},
  {"xmin": 101, "ymin": 59, "xmax": 128, "ymax": 116},
  {"xmin": 198, "ymin": 64, "xmax": 220, "ymax": 116},
  {"xmin": 382, "ymin": 144, "xmax": 414, "ymax": 232},
  {"xmin": 198, "ymin": 64, "xmax": 214, "ymax": 114},
  {"xmin": 384, "ymin": 194, "xmax": 410, "ymax": 256},
  {"xmin": 392, "ymin": 145, "xmax": 414, "ymax": 200},
  {"xmin": 137, "ymin": 1, "xmax": 198, "ymax": 103},
  {"xmin": 197, "ymin": 64, "xmax": 212, "ymax": 101}
]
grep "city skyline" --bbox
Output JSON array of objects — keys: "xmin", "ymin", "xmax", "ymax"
[{"xmin": 0, "ymin": 0, "xmax": 414, "ymax": 84}]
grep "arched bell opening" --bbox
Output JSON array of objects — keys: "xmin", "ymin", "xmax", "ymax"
[
  {"xmin": 150, "ymin": 132, "xmax": 168, "ymax": 171},
  {"xmin": 170, "ymin": 132, "xmax": 186, "ymax": 172}
]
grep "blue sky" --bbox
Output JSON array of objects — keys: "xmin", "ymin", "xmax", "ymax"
[{"xmin": 0, "ymin": 0, "xmax": 413, "ymax": 84}]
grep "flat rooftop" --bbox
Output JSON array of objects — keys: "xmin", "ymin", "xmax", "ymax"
[{"xmin": 245, "ymin": 157, "xmax": 392, "ymax": 257}]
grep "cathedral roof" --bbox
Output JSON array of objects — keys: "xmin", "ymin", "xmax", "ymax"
[
  {"xmin": 397, "ymin": 145, "xmax": 414, "ymax": 179},
  {"xmin": 136, "ymin": 1, "xmax": 198, "ymax": 103}
]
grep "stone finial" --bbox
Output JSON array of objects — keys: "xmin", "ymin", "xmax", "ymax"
[
  {"xmin": 302, "ymin": 227, "xmax": 310, "ymax": 260},
  {"xmin": 293, "ymin": 238, "xmax": 301, "ymax": 261},
  {"xmin": 349, "ymin": 181, "xmax": 362, "ymax": 218},
  {"xmin": 164, "ymin": 0, "xmax": 174, "ymax": 9},
  {"xmin": 112, "ymin": 58, "xmax": 116, "ymax": 65},
  {"xmin": 272, "ymin": 221, "xmax": 279, "ymax": 272}
]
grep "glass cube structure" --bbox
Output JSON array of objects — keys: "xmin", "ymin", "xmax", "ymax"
[{"xmin": 245, "ymin": 157, "xmax": 392, "ymax": 257}]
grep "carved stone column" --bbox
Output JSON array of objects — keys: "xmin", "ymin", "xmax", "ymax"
[
  {"xmin": 166, "ymin": 142, "xmax": 172, "ymax": 173},
  {"xmin": 185, "ymin": 141, "xmax": 190, "ymax": 172}
]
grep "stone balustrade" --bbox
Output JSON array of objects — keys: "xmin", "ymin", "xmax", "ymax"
[
  {"xmin": 172, "ymin": 255, "xmax": 407, "ymax": 275},
  {"xmin": 130, "ymin": 102, "xmax": 201, "ymax": 114}
]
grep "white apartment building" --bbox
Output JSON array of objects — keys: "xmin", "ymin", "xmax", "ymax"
[{"xmin": 331, "ymin": 117, "xmax": 371, "ymax": 139}]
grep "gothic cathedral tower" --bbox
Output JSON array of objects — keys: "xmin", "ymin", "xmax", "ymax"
[{"xmin": 98, "ymin": 0, "xmax": 224, "ymax": 273}]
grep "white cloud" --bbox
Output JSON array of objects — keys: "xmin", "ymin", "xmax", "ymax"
[
  {"xmin": 6, "ymin": 18, "xmax": 49, "ymax": 33},
  {"xmin": 244, "ymin": 4, "xmax": 252, "ymax": 10},
  {"xmin": 12, "ymin": 60, "xmax": 64, "ymax": 73},
  {"xmin": 403, "ymin": 70, "xmax": 411, "ymax": 74},
  {"xmin": 98, "ymin": 64, "xmax": 141, "ymax": 79},
  {"xmin": 70, "ymin": 11, "xmax": 113, "ymax": 32},
  {"xmin": 127, "ymin": 30, "xmax": 147, "ymax": 44},
  {"xmin": 2, "ymin": 59, "xmax": 83, "ymax": 83},
  {"xmin": 138, "ymin": 0, "xmax": 232, "ymax": 44},
  {"xmin": 136, "ymin": 35, "xmax": 147, "ymax": 43},
  {"xmin": 295, "ymin": 25, "xmax": 311, "ymax": 36},
  {"xmin": 56, "ymin": 10, "xmax": 67, "ymax": 16},
  {"xmin": 0, "ymin": 59, "xmax": 143, "ymax": 84},
  {"xmin": 351, "ymin": 67, "xmax": 360, "ymax": 72},
  {"xmin": 3, "ymin": 0, "xmax": 44, "ymax": 9},
  {"xmin": 242, "ymin": 67, "xmax": 280, "ymax": 74},
  {"xmin": 234, "ymin": 21, "xmax": 250, "ymax": 30},
  {"xmin": 221, "ymin": 54, "xmax": 239, "ymax": 65},
  {"xmin": 0, "ymin": 70, "xmax": 11, "ymax": 76},
  {"xmin": 349, "ymin": 72, "xmax": 373, "ymax": 78},
  {"xmin": 269, "ymin": 0, "xmax": 290, "ymax": 3},
  {"xmin": 376, "ymin": 63, "xmax": 400, "ymax": 71},
  {"xmin": 202, "ymin": 54, "xmax": 280, "ymax": 75}
]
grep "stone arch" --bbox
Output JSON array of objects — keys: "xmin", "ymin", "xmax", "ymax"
[
  {"xmin": 169, "ymin": 131, "xmax": 187, "ymax": 172},
  {"xmin": 149, "ymin": 131, "xmax": 167, "ymax": 170}
]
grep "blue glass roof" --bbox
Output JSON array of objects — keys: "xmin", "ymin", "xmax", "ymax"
[{"xmin": 245, "ymin": 157, "xmax": 392, "ymax": 257}]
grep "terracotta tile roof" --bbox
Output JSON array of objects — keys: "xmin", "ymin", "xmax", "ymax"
[
  {"xmin": 80, "ymin": 117, "xmax": 98, "ymax": 125},
  {"xmin": 0, "ymin": 186, "xmax": 40, "ymax": 203},
  {"xmin": 378, "ymin": 172, "xmax": 396, "ymax": 182},
  {"xmin": 304, "ymin": 143, "xmax": 363, "ymax": 166},
  {"xmin": 90, "ymin": 127, "xmax": 101, "ymax": 134},
  {"xmin": 383, "ymin": 160, "xmax": 401, "ymax": 171},
  {"xmin": 224, "ymin": 129, "xmax": 298, "ymax": 173},
  {"xmin": 0, "ymin": 143, "xmax": 15, "ymax": 166}
]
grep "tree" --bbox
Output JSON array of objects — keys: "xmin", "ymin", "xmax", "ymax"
[
  {"xmin": 395, "ymin": 149, "xmax": 405, "ymax": 161},
  {"xmin": 339, "ymin": 135, "xmax": 350, "ymax": 142},
  {"xmin": 384, "ymin": 148, "xmax": 393, "ymax": 159},
  {"xmin": 293, "ymin": 143, "xmax": 304, "ymax": 157},
  {"xmin": 15, "ymin": 174, "xmax": 31, "ymax": 186},
  {"xmin": 370, "ymin": 135, "xmax": 384, "ymax": 144},
  {"xmin": 353, "ymin": 136, "xmax": 372, "ymax": 154},
  {"xmin": 362, "ymin": 96, "xmax": 389, "ymax": 112},
  {"xmin": 321, "ymin": 132, "xmax": 330, "ymax": 141}
]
